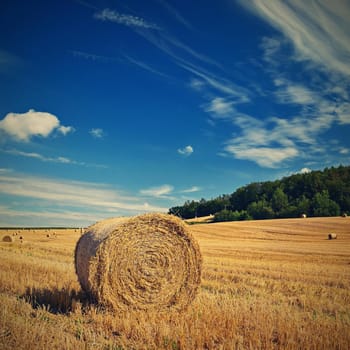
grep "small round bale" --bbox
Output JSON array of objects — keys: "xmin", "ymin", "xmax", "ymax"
[
  {"xmin": 301, "ymin": 213, "xmax": 307, "ymax": 218},
  {"xmin": 328, "ymin": 233, "xmax": 337, "ymax": 240},
  {"xmin": 342, "ymin": 213, "xmax": 348, "ymax": 218},
  {"xmin": 2, "ymin": 235, "xmax": 14, "ymax": 242},
  {"xmin": 75, "ymin": 213, "xmax": 202, "ymax": 312}
]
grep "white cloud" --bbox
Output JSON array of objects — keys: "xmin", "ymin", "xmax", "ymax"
[
  {"xmin": 180, "ymin": 62, "xmax": 250, "ymax": 103},
  {"xmin": 299, "ymin": 167, "xmax": 312, "ymax": 174},
  {"xmin": 58, "ymin": 125, "xmax": 74, "ymax": 135},
  {"xmin": 181, "ymin": 186, "xmax": 201, "ymax": 193},
  {"xmin": 336, "ymin": 102, "xmax": 350, "ymax": 125},
  {"xmin": 225, "ymin": 144, "xmax": 298, "ymax": 168},
  {"xmin": 89, "ymin": 128, "xmax": 104, "ymax": 138},
  {"xmin": 274, "ymin": 79, "xmax": 316, "ymax": 105},
  {"xmin": 94, "ymin": 8, "xmax": 160, "ymax": 30},
  {"xmin": 123, "ymin": 54, "xmax": 170, "ymax": 79},
  {"xmin": 238, "ymin": 0, "xmax": 350, "ymax": 76},
  {"xmin": 0, "ymin": 109, "xmax": 73, "ymax": 142},
  {"xmin": 189, "ymin": 78, "xmax": 205, "ymax": 91},
  {"xmin": 2, "ymin": 149, "xmax": 107, "ymax": 168},
  {"xmin": 260, "ymin": 37, "xmax": 283, "ymax": 64},
  {"xmin": 0, "ymin": 172, "xmax": 168, "ymax": 226},
  {"xmin": 205, "ymin": 97, "xmax": 234, "ymax": 116},
  {"xmin": 139, "ymin": 184, "xmax": 174, "ymax": 198},
  {"xmin": 155, "ymin": 0, "xmax": 194, "ymax": 30},
  {"xmin": 177, "ymin": 145, "xmax": 193, "ymax": 156}
]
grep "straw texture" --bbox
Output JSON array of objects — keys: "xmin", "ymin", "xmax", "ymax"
[{"xmin": 75, "ymin": 213, "xmax": 202, "ymax": 311}]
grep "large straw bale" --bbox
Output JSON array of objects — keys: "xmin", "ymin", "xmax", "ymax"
[
  {"xmin": 75, "ymin": 213, "xmax": 202, "ymax": 311},
  {"xmin": 328, "ymin": 233, "xmax": 337, "ymax": 240},
  {"xmin": 2, "ymin": 235, "xmax": 14, "ymax": 242}
]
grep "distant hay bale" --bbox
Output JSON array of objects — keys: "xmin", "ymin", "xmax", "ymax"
[
  {"xmin": 342, "ymin": 213, "xmax": 348, "ymax": 217},
  {"xmin": 301, "ymin": 213, "xmax": 307, "ymax": 218},
  {"xmin": 75, "ymin": 213, "xmax": 202, "ymax": 312},
  {"xmin": 46, "ymin": 234, "xmax": 50, "ymax": 238},
  {"xmin": 2, "ymin": 235, "xmax": 14, "ymax": 242},
  {"xmin": 328, "ymin": 233, "xmax": 337, "ymax": 240}
]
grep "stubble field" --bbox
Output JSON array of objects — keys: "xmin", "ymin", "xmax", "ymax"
[{"xmin": 0, "ymin": 217, "xmax": 349, "ymax": 349}]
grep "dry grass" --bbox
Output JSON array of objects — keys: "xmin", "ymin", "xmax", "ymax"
[{"xmin": 0, "ymin": 217, "xmax": 349, "ymax": 349}]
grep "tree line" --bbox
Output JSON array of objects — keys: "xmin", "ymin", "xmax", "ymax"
[{"xmin": 168, "ymin": 165, "xmax": 350, "ymax": 222}]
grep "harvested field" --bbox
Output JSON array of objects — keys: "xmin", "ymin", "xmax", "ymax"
[{"xmin": 0, "ymin": 217, "xmax": 349, "ymax": 349}]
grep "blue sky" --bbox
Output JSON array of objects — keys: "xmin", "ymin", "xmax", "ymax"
[{"xmin": 0, "ymin": 0, "xmax": 349, "ymax": 226}]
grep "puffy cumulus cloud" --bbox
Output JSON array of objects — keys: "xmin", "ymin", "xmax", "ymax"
[
  {"xmin": 177, "ymin": 145, "xmax": 193, "ymax": 156},
  {"xmin": 299, "ymin": 167, "xmax": 312, "ymax": 174},
  {"xmin": 0, "ymin": 109, "xmax": 73, "ymax": 142}
]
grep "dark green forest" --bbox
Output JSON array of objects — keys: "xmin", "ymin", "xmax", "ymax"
[{"xmin": 168, "ymin": 165, "xmax": 350, "ymax": 222}]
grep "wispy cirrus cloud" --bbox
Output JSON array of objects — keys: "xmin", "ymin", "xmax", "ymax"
[
  {"xmin": 0, "ymin": 109, "xmax": 74, "ymax": 142},
  {"xmin": 217, "ymin": 0, "xmax": 350, "ymax": 168},
  {"xmin": 123, "ymin": 54, "xmax": 171, "ymax": 79},
  {"xmin": 181, "ymin": 186, "xmax": 201, "ymax": 193},
  {"xmin": 93, "ymin": 0, "xmax": 350, "ymax": 169},
  {"xmin": 155, "ymin": 0, "xmax": 194, "ymax": 30},
  {"xmin": 238, "ymin": 0, "xmax": 350, "ymax": 76},
  {"xmin": 204, "ymin": 97, "xmax": 235, "ymax": 116},
  {"xmin": 0, "ymin": 171, "xmax": 168, "ymax": 226},
  {"xmin": 2, "ymin": 149, "xmax": 107, "ymax": 168},
  {"xmin": 94, "ymin": 8, "xmax": 160, "ymax": 30},
  {"xmin": 71, "ymin": 50, "xmax": 117, "ymax": 63},
  {"xmin": 139, "ymin": 184, "xmax": 174, "ymax": 198},
  {"xmin": 225, "ymin": 144, "xmax": 299, "ymax": 168}
]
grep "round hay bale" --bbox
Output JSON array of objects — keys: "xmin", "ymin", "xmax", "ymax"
[
  {"xmin": 75, "ymin": 213, "xmax": 202, "ymax": 312},
  {"xmin": 328, "ymin": 233, "xmax": 337, "ymax": 240},
  {"xmin": 2, "ymin": 235, "xmax": 14, "ymax": 242}
]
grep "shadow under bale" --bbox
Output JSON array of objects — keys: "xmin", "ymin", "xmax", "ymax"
[{"xmin": 22, "ymin": 286, "xmax": 89, "ymax": 314}]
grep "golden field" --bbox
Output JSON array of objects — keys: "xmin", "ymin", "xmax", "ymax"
[{"xmin": 0, "ymin": 217, "xmax": 349, "ymax": 349}]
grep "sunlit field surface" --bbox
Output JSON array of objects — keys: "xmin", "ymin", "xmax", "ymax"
[{"xmin": 1, "ymin": 217, "xmax": 349, "ymax": 349}]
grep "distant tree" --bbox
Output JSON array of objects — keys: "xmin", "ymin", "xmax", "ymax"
[
  {"xmin": 312, "ymin": 190, "xmax": 340, "ymax": 217},
  {"xmin": 213, "ymin": 209, "xmax": 251, "ymax": 222},
  {"xmin": 169, "ymin": 165, "xmax": 350, "ymax": 221},
  {"xmin": 295, "ymin": 195, "xmax": 311, "ymax": 216},
  {"xmin": 247, "ymin": 199, "xmax": 275, "ymax": 220},
  {"xmin": 271, "ymin": 188, "xmax": 289, "ymax": 216}
]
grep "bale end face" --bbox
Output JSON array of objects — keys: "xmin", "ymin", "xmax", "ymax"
[
  {"xmin": 328, "ymin": 233, "xmax": 337, "ymax": 240},
  {"xmin": 2, "ymin": 235, "xmax": 14, "ymax": 242}
]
